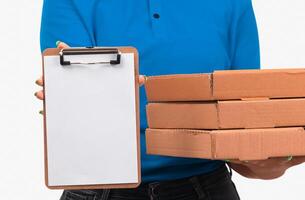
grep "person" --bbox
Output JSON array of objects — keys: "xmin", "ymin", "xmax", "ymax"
[{"xmin": 35, "ymin": 0, "xmax": 305, "ymax": 199}]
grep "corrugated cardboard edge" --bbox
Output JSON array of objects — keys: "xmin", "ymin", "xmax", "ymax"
[
  {"xmin": 146, "ymin": 98, "xmax": 305, "ymax": 129},
  {"xmin": 146, "ymin": 102, "xmax": 219, "ymax": 129},
  {"xmin": 145, "ymin": 74, "xmax": 213, "ymax": 102},
  {"xmin": 145, "ymin": 68, "xmax": 305, "ymax": 102},
  {"xmin": 212, "ymin": 127, "xmax": 305, "ymax": 160},
  {"xmin": 146, "ymin": 129, "xmax": 213, "ymax": 158},
  {"xmin": 146, "ymin": 127, "xmax": 305, "ymax": 161},
  {"xmin": 218, "ymin": 98, "xmax": 305, "ymax": 129},
  {"xmin": 213, "ymin": 69, "xmax": 305, "ymax": 100},
  {"xmin": 42, "ymin": 47, "xmax": 141, "ymax": 190}
]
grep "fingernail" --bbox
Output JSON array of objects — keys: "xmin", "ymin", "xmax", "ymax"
[
  {"xmin": 34, "ymin": 92, "xmax": 37, "ymax": 96},
  {"xmin": 56, "ymin": 41, "xmax": 61, "ymax": 46},
  {"xmin": 35, "ymin": 80, "xmax": 39, "ymax": 85},
  {"xmin": 39, "ymin": 110, "xmax": 44, "ymax": 115}
]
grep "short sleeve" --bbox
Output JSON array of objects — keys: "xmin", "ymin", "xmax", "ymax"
[
  {"xmin": 40, "ymin": 0, "xmax": 93, "ymax": 52},
  {"xmin": 229, "ymin": 0, "xmax": 261, "ymax": 69}
]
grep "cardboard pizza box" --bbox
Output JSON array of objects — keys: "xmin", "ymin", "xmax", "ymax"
[
  {"xmin": 145, "ymin": 69, "xmax": 305, "ymax": 102},
  {"xmin": 146, "ymin": 98, "xmax": 305, "ymax": 129},
  {"xmin": 146, "ymin": 128, "xmax": 305, "ymax": 161}
]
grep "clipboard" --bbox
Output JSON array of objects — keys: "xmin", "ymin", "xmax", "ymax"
[{"xmin": 42, "ymin": 47, "xmax": 141, "ymax": 190}]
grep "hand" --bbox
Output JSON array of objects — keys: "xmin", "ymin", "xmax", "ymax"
[
  {"xmin": 34, "ymin": 41, "xmax": 146, "ymax": 114},
  {"xmin": 227, "ymin": 156, "xmax": 305, "ymax": 180}
]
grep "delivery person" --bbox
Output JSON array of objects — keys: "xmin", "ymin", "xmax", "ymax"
[{"xmin": 35, "ymin": 0, "xmax": 305, "ymax": 199}]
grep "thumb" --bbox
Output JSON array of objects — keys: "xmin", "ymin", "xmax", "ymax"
[{"xmin": 56, "ymin": 41, "xmax": 70, "ymax": 49}]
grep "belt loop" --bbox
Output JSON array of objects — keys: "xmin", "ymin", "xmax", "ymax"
[{"xmin": 189, "ymin": 176, "xmax": 207, "ymax": 200}]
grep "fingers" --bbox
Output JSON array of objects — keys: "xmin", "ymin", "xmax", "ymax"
[
  {"xmin": 56, "ymin": 41, "xmax": 70, "ymax": 49},
  {"xmin": 35, "ymin": 41, "xmax": 68, "ymax": 115},
  {"xmin": 36, "ymin": 41, "xmax": 69, "ymax": 86},
  {"xmin": 225, "ymin": 159, "xmax": 244, "ymax": 165},
  {"xmin": 36, "ymin": 41, "xmax": 69, "ymax": 87},
  {"xmin": 289, "ymin": 156, "xmax": 305, "ymax": 166},
  {"xmin": 139, "ymin": 75, "xmax": 146, "ymax": 86},
  {"xmin": 225, "ymin": 157, "xmax": 287, "ymax": 168},
  {"xmin": 228, "ymin": 158, "xmax": 288, "ymax": 180},
  {"xmin": 35, "ymin": 90, "xmax": 44, "ymax": 100},
  {"xmin": 36, "ymin": 76, "xmax": 43, "ymax": 86},
  {"xmin": 243, "ymin": 157, "xmax": 288, "ymax": 167}
]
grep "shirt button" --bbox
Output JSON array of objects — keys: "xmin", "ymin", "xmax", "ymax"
[{"xmin": 153, "ymin": 13, "xmax": 160, "ymax": 19}]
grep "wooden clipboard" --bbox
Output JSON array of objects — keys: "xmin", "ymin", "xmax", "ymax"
[{"xmin": 42, "ymin": 47, "xmax": 141, "ymax": 190}]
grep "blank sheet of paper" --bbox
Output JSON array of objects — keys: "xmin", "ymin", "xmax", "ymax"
[{"xmin": 44, "ymin": 53, "xmax": 139, "ymax": 186}]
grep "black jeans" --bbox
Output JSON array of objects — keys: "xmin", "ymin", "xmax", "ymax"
[{"xmin": 60, "ymin": 164, "xmax": 240, "ymax": 200}]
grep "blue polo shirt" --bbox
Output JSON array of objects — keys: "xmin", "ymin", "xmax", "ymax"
[{"xmin": 40, "ymin": 0, "xmax": 260, "ymax": 182}]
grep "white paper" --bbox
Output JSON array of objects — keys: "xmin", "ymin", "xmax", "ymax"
[{"xmin": 44, "ymin": 53, "xmax": 138, "ymax": 186}]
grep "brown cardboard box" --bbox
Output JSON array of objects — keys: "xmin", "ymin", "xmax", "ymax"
[
  {"xmin": 146, "ymin": 98, "xmax": 305, "ymax": 129},
  {"xmin": 145, "ymin": 74, "xmax": 213, "ymax": 101},
  {"xmin": 145, "ymin": 69, "xmax": 305, "ymax": 102},
  {"xmin": 146, "ymin": 128, "xmax": 305, "ymax": 161}
]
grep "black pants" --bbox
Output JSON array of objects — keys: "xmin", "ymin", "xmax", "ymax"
[{"xmin": 60, "ymin": 164, "xmax": 240, "ymax": 200}]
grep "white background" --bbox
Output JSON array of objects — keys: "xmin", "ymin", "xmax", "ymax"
[{"xmin": 0, "ymin": 0, "xmax": 304, "ymax": 199}]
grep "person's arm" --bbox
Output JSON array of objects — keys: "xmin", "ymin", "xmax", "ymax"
[
  {"xmin": 40, "ymin": 0, "xmax": 94, "ymax": 51},
  {"xmin": 227, "ymin": 0, "xmax": 305, "ymax": 179},
  {"xmin": 229, "ymin": 0, "xmax": 260, "ymax": 70}
]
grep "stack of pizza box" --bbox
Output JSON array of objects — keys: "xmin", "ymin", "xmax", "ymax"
[{"xmin": 144, "ymin": 69, "xmax": 305, "ymax": 161}]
